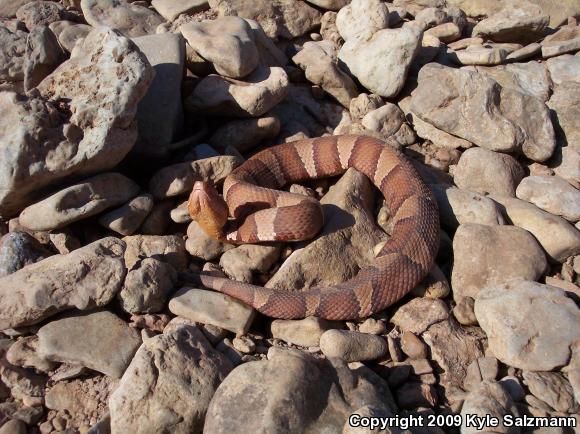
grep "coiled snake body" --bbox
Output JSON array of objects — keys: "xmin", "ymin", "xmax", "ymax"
[{"xmin": 188, "ymin": 135, "xmax": 439, "ymax": 320}]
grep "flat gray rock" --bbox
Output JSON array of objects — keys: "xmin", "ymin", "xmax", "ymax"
[
  {"xmin": 131, "ymin": 33, "xmax": 185, "ymax": 159},
  {"xmin": 37, "ymin": 310, "xmax": 142, "ymax": 378},
  {"xmin": 0, "ymin": 237, "xmax": 126, "ymax": 330},
  {"xmin": 19, "ymin": 173, "xmax": 140, "ymax": 231}
]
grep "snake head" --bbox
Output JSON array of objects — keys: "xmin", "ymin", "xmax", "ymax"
[{"xmin": 188, "ymin": 181, "xmax": 229, "ymax": 240}]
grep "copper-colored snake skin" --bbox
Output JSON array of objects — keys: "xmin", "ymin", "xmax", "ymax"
[{"xmin": 189, "ymin": 135, "xmax": 439, "ymax": 320}]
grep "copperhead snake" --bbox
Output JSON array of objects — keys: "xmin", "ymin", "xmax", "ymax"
[{"xmin": 188, "ymin": 135, "xmax": 439, "ymax": 320}]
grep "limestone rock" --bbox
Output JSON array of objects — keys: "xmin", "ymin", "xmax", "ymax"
[
  {"xmin": 16, "ymin": 1, "xmax": 68, "ymax": 30},
  {"xmin": 554, "ymin": 146, "xmax": 580, "ymax": 189},
  {"xmin": 204, "ymin": 347, "xmax": 396, "ymax": 433},
  {"xmin": 548, "ymin": 82, "xmax": 580, "ymax": 150},
  {"xmin": 98, "ymin": 193, "xmax": 154, "ymax": 236},
  {"xmin": 119, "ymin": 257, "xmax": 178, "ymax": 314},
  {"xmin": 451, "ymin": 223, "xmax": 548, "ymax": 301},
  {"xmin": 169, "ymin": 287, "xmax": 255, "ymax": 335},
  {"xmin": 270, "ymin": 317, "xmax": 335, "ymax": 347},
  {"xmin": 152, "ymin": 0, "xmax": 209, "ymax": 21},
  {"xmin": 56, "ymin": 23, "xmax": 91, "ymax": 52},
  {"xmin": 338, "ymin": 26, "xmax": 421, "ymax": 99},
  {"xmin": 209, "ymin": 0, "xmax": 322, "ymax": 40},
  {"xmin": 391, "ymin": 298, "xmax": 449, "ymax": 334},
  {"xmin": 522, "ymin": 371, "xmax": 577, "ymax": 413},
  {"xmin": 453, "ymin": 147, "xmax": 525, "ymax": 197},
  {"xmin": 81, "ymin": 0, "xmax": 165, "ymax": 37},
  {"xmin": 472, "ymin": 3, "xmax": 549, "ymax": 44},
  {"xmin": 37, "ymin": 310, "xmax": 142, "ymax": 378},
  {"xmin": 0, "ymin": 237, "xmax": 126, "ymax": 330},
  {"xmin": 6, "ymin": 336, "xmax": 57, "ymax": 373},
  {"xmin": 320, "ymin": 329, "xmax": 388, "ymax": 362},
  {"xmin": 109, "ymin": 324, "xmax": 232, "ymax": 434},
  {"xmin": 491, "ymin": 195, "xmax": 580, "ymax": 262},
  {"xmin": 516, "ymin": 175, "xmax": 580, "ymax": 222},
  {"xmin": 475, "ymin": 280, "xmax": 580, "ymax": 371},
  {"xmin": 185, "ymin": 66, "xmax": 289, "ymax": 117},
  {"xmin": 336, "ymin": 0, "xmax": 389, "ymax": 42},
  {"xmin": 123, "ymin": 234, "xmax": 188, "ymax": 270},
  {"xmin": 292, "ymin": 40, "xmax": 358, "ymax": 108},
  {"xmin": 0, "ymin": 25, "xmax": 26, "ymax": 84},
  {"xmin": 186, "ymin": 221, "xmax": 233, "ymax": 261},
  {"xmin": 181, "ymin": 16, "xmax": 258, "ymax": 78},
  {"xmin": 220, "ymin": 244, "xmax": 280, "ymax": 283},
  {"xmin": 0, "ymin": 28, "xmax": 153, "ymax": 218},
  {"xmin": 411, "ymin": 64, "xmax": 555, "ymax": 162},
  {"xmin": 149, "ymin": 155, "xmax": 241, "ymax": 199},
  {"xmin": 208, "ymin": 116, "xmax": 280, "ymax": 152},
  {"xmin": 131, "ymin": 33, "xmax": 185, "ymax": 159},
  {"xmin": 23, "ymin": 25, "xmax": 64, "ymax": 91},
  {"xmin": 19, "ymin": 173, "xmax": 140, "ymax": 231}
]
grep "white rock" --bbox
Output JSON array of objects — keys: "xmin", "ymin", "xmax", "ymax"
[
  {"xmin": 336, "ymin": 0, "xmax": 389, "ymax": 41},
  {"xmin": 516, "ymin": 175, "xmax": 580, "ymax": 222}
]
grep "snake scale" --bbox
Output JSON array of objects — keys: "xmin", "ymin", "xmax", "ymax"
[{"xmin": 188, "ymin": 135, "xmax": 440, "ymax": 320}]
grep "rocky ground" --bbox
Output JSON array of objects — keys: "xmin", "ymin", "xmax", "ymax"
[{"xmin": 0, "ymin": 0, "xmax": 579, "ymax": 433}]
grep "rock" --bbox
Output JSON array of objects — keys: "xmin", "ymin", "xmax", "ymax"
[
  {"xmin": 0, "ymin": 0, "xmax": 29, "ymax": 17},
  {"xmin": 131, "ymin": 33, "xmax": 185, "ymax": 159},
  {"xmin": 220, "ymin": 244, "xmax": 280, "ymax": 283},
  {"xmin": 186, "ymin": 221, "xmax": 233, "ymax": 261},
  {"xmin": 181, "ymin": 16, "xmax": 258, "ymax": 78},
  {"xmin": 140, "ymin": 200, "xmax": 174, "ymax": 235},
  {"xmin": 411, "ymin": 64, "xmax": 555, "ymax": 162},
  {"xmin": 499, "ymin": 376, "xmax": 525, "ymax": 401},
  {"xmin": 0, "ymin": 362, "xmax": 47, "ymax": 399},
  {"xmin": 463, "ymin": 357, "xmax": 499, "ymax": 390},
  {"xmin": 152, "ymin": 0, "xmax": 208, "ymax": 21},
  {"xmin": 109, "ymin": 324, "xmax": 232, "ymax": 434},
  {"xmin": 396, "ymin": 382, "xmax": 437, "ymax": 409},
  {"xmin": 6, "ymin": 336, "xmax": 57, "ymax": 373},
  {"xmin": 0, "ymin": 28, "xmax": 153, "ymax": 218},
  {"xmin": 349, "ymin": 93, "xmax": 383, "ymax": 120},
  {"xmin": 422, "ymin": 319, "xmax": 486, "ymax": 390},
  {"xmin": 16, "ymin": 1, "xmax": 68, "ymax": 30},
  {"xmin": 304, "ymin": 0, "xmax": 349, "ymax": 10},
  {"xmin": 320, "ymin": 10, "xmax": 341, "ymax": 44},
  {"xmin": 453, "ymin": 147, "xmax": 524, "ymax": 197},
  {"xmin": 44, "ymin": 375, "xmax": 115, "ymax": 431},
  {"xmin": 448, "ymin": 44, "xmax": 508, "ymax": 66},
  {"xmin": 119, "ymin": 257, "xmax": 178, "ymax": 314},
  {"xmin": 546, "ymin": 54, "xmax": 580, "ymax": 85},
  {"xmin": 209, "ymin": 0, "xmax": 322, "ymax": 40},
  {"xmin": 491, "ymin": 195, "xmax": 580, "ymax": 262},
  {"xmin": 361, "ymin": 103, "xmax": 415, "ymax": 145},
  {"xmin": 448, "ymin": 37, "xmax": 484, "ymax": 50},
  {"xmin": 149, "ymin": 155, "xmax": 241, "ymax": 199},
  {"xmin": 425, "ymin": 22, "xmax": 461, "ymax": 43},
  {"xmin": 415, "ymin": 7, "xmax": 448, "ymax": 29},
  {"xmin": 358, "ymin": 318, "xmax": 387, "ymax": 335},
  {"xmin": 335, "ymin": 0, "xmax": 389, "ymax": 42},
  {"xmin": 472, "ymin": 3, "xmax": 549, "ymax": 44},
  {"xmin": 98, "ymin": 193, "xmax": 154, "ymax": 236},
  {"xmin": 19, "ymin": 173, "xmax": 140, "ymax": 231},
  {"xmin": 208, "ymin": 116, "xmax": 280, "ymax": 152},
  {"xmin": 475, "ymin": 280, "xmax": 580, "ymax": 371},
  {"xmin": 391, "ymin": 298, "xmax": 449, "ymax": 334},
  {"xmin": 542, "ymin": 36, "xmax": 580, "ymax": 58},
  {"xmin": 270, "ymin": 317, "xmax": 335, "ymax": 347},
  {"xmin": 123, "ymin": 234, "xmax": 188, "ymax": 270},
  {"xmin": 204, "ymin": 347, "xmax": 396, "ymax": 433},
  {"xmin": 0, "ymin": 237, "xmax": 126, "ymax": 330},
  {"xmin": 292, "ymin": 40, "xmax": 358, "ymax": 108},
  {"xmin": 0, "ymin": 25, "xmax": 26, "ymax": 84},
  {"xmin": 0, "ymin": 231, "xmax": 52, "ymax": 277},
  {"xmin": 469, "ymin": 61, "xmax": 552, "ymax": 102},
  {"xmin": 37, "ymin": 310, "xmax": 141, "ymax": 378},
  {"xmin": 0, "ymin": 419, "xmax": 27, "ymax": 434},
  {"xmin": 505, "ymin": 42, "xmax": 541, "ymax": 61},
  {"xmin": 548, "ymin": 82, "xmax": 580, "ymax": 149},
  {"xmin": 451, "ymin": 223, "xmax": 548, "ymax": 301},
  {"xmin": 430, "ymin": 185, "xmax": 505, "ymax": 229},
  {"xmin": 0, "ymin": 401, "xmax": 43, "ymax": 425},
  {"xmin": 81, "ymin": 0, "xmax": 165, "ymax": 37},
  {"xmin": 400, "ymin": 331, "xmax": 428, "ymax": 360},
  {"xmin": 23, "ymin": 26, "xmax": 64, "ymax": 91},
  {"xmin": 554, "ymin": 146, "xmax": 580, "ymax": 189},
  {"xmin": 516, "ymin": 175, "xmax": 580, "ymax": 222},
  {"xmin": 169, "ymin": 287, "xmax": 255, "ymax": 335},
  {"xmin": 453, "ymin": 296, "xmax": 477, "ymax": 326},
  {"xmin": 319, "ymin": 330, "xmax": 388, "ymax": 362},
  {"xmin": 460, "ymin": 381, "xmax": 519, "ymax": 434},
  {"xmin": 338, "ymin": 26, "xmax": 421, "ymax": 98},
  {"xmin": 56, "ymin": 23, "xmax": 91, "ymax": 52},
  {"xmin": 522, "ymin": 371, "xmax": 576, "ymax": 413},
  {"xmin": 266, "ymin": 168, "xmax": 387, "ymax": 293},
  {"xmin": 185, "ymin": 66, "xmax": 289, "ymax": 117}
]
